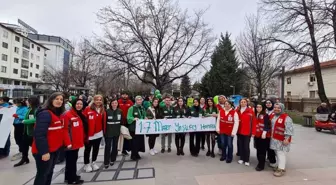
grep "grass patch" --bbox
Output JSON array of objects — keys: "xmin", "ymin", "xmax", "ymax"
[{"xmin": 286, "ymin": 110, "xmax": 315, "ymax": 126}]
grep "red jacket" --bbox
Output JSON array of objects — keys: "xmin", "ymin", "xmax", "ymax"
[
  {"xmin": 237, "ymin": 107, "xmax": 257, "ymax": 136},
  {"xmin": 118, "ymin": 98, "xmax": 133, "ymax": 124},
  {"xmin": 219, "ymin": 109, "xmax": 236, "ymax": 135},
  {"xmin": 83, "ymin": 106, "xmax": 106, "ymax": 137},
  {"xmin": 270, "ymin": 113, "xmax": 292, "ymax": 142},
  {"xmin": 62, "ymin": 109, "xmax": 84, "ymax": 150},
  {"xmin": 255, "ymin": 114, "xmax": 271, "ymax": 138},
  {"xmin": 32, "ymin": 110, "xmax": 69, "ymax": 154}
]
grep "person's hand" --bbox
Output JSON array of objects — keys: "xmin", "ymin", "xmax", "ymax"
[
  {"xmin": 212, "ymin": 114, "xmax": 217, "ymax": 117},
  {"xmin": 231, "ymin": 134, "xmax": 235, "ymax": 137},
  {"xmin": 283, "ymin": 139, "xmax": 290, "ymax": 146},
  {"xmin": 261, "ymin": 131, "xmax": 267, "ymax": 139},
  {"xmin": 252, "ymin": 135, "xmax": 255, "ymax": 138},
  {"xmin": 145, "ymin": 117, "xmax": 148, "ymax": 120},
  {"xmin": 134, "ymin": 118, "xmax": 139, "ymax": 121},
  {"xmin": 42, "ymin": 153, "xmax": 50, "ymax": 161},
  {"xmin": 188, "ymin": 116, "xmax": 191, "ymax": 119},
  {"xmin": 67, "ymin": 145, "xmax": 72, "ymax": 149},
  {"xmin": 13, "ymin": 114, "xmax": 18, "ymax": 118}
]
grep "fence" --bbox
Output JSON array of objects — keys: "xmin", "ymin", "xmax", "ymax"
[{"xmin": 285, "ymin": 97, "xmax": 336, "ymax": 112}]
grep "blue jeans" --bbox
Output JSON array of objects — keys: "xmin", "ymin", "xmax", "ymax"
[{"xmin": 220, "ymin": 134, "xmax": 234, "ymax": 161}]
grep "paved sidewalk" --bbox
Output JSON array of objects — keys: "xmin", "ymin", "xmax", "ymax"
[{"xmin": 0, "ymin": 124, "xmax": 335, "ymax": 185}]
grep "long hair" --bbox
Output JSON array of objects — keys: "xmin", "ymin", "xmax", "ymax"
[
  {"xmin": 255, "ymin": 102, "xmax": 266, "ymax": 116},
  {"xmin": 206, "ymin": 98, "xmax": 215, "ymax": 109},
  {"xmin": 28, "ymin": 96, "xmax": 40, "ymax": 112},
  {"xmin": 108, "ymin": 98, "xmax": 119, "ymax": 110},
  {"xmin": 72, "ymin": 98, "xmax": 88, "ymax": 136},
  {"xmin": 14, "ymin": 98, "xmax": 27, "ymax": 106},
  {"xmin": 42, "ymin": 92, "xmax": 65, "ymax": 116},
  {"xmin": 177, "ymin": 97, "xmax": 187, "ymax": 109},
  {"xmin": 89, "ymin": 94, "xmax": 105, "ymax": 113},
  {"xmin": 237, "ymin": 98, "xmax": 248, "ymax": 111}
]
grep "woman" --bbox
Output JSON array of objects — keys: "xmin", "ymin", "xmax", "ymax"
[
  {"xmin": 173, "ymin": 97, "xmax": 188, "ymax": 156},
  {"xmin": 146, "ymin": 98, "xmax": 160, "ymax": 156},
  {"xmin": 14, "ymin": 96, "xmax": 39, "ymax": 167},
  {"xmin": 127, "ymin": 96, "xmax": 146, "ymax": 160},
  {"xmin": 205, "ymin": 98, "xmax": 219, "ymax": 158},
  {"xmin": 270, "ymin": 103, "xmax": 294, "ymax": 177},
  {"xmin": 237, "ymin": 98, "xmax": 256, "ymax": 166},
  {"xmin": 104, "ymin": 99, "xmax": 122, "ymax": 169},
  {"xmin": 189, "ymin": 99, "xmax": 204, "ymax": 157},
  {"xmin": 83, "ymin": 95, "xmax": 106, "ymax": 173},
  {"xmin": 32, "ymin": 92, "xmax": 71, "ymax": 185},
  {"xmin": 63, "ymin": 99, "xmax": 85, "ymax": 184},
  {"xmin": 12, "ymin": 98, "xmax": 28, "ymax": 161},
  {"xmin": 254, "ymin": 103, "xmax": 271, "ymax": 171},
  {"xmin": 264, "ymin": 99, "xmax": 277, "ymax": 167},
  {"xmin": 199, "ymin": 97, "xmax": 206, "ymax": 150},
  {"xmin": 216, "ymin": 101, "xmax": 239, "ymax": 163}
]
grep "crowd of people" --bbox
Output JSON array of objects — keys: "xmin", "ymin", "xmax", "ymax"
[{"xmin": 0, "ymin": 91, "xmax": 295, "ymax": 185}]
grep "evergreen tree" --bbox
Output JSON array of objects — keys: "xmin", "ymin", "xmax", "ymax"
[{"xmin": 180, "ymin": 75, "xmax": 192, "ymax": 96}]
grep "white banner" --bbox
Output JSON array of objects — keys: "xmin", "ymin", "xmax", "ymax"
[
  {"xmin": 0, "ymin": 107, "xmax": 16, "ymax": 148},
  {"xmin": 135, "ymin": 117, "xmax": 216, "ymax": 134}
]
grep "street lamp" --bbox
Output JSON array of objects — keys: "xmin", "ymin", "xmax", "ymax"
[{"xmin": 230, "ymin": 85, "xmax": 235, "ymax": 95}]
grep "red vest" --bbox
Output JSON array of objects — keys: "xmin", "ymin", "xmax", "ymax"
[
  {"xmin": 32, "ymin": 110, "xmax": 65, "ymax": 154},
  {"xmin": 84, "ymin": 107, "xmax": 106, "ymax": 137},
  {"xmin": 63, "ymin": 109, "xmax": 84, "ymax": 150},
  {"xmin": 237, "ymin": 107, "xmax": 257, "ymax": 136},
  {"xmin": 270, "ymin": 113, "xmax": 292, "ymax": 142},
  {"xmin": 118, "ymin": 99, "xmax": 133, "ymax": 123},
  {"xmin": 255, "ymin": 114, "xmax": 271, "ymax": 138},
  {"xmin": 219, "ymin": 109, "xmax": 236, "ymax": 135},
  {"xmin": 216, "ymin": 104, "xmax": 224, "ymax": 111}
]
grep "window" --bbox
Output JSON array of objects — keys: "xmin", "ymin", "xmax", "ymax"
[
  {"xmin": 29, "ymin": 72, "xmax": 32, "ymax": 77},
  {"xmin": 36, "ymin": 64, "xmax": 39, "ymax": 69},
  {"xmin": 14, "ymin": 81, "xmax": 20, "ymax": 85},
  {"xmin": 12, "ymin": 89, "xmax": 31, "ymax": 98},
  {"xmin": 309, "ymin": 74, "xmax": 316, "ymax": 82},
  {"xmin": 36, "ymin": 56, "xmax": 40, "ymax": 62},
  {"xmin": 287, "ymin": 91, "xmax": 291, "ymax": 97},
  {"xmin": 22, "ymin": 49, "xmax": 29, "ymax": 59},
  {"xmin": 14, "ymin": 58, "xmax": 19, "ymax": 63},
  {"xmin": 22, "ymin": 82, "xmax": 27, "ymax": 86},
  {"xmin": 2, "ymin": 79, "xmax": 10, "ymax": 84},
  {"xmin": 30, "ymin": 63, "xmax": 33, "ymax": 67},
  {"xmin": 2, "ymin": 42, "xmax": 8, "ymax": 49},
  {"xmin": 1, "ymin": 54, "xmax": 8, "ymax": 61},
  {"xmin": 23, "ymin": 38, "xmax": 30, "ymax": 49},
  {"xmin": 309, "ymin": 91, "xmax": 316, "ymax": 98},
  {"xmin": 15, "ymin": 36, "xmax": 20, "ymax": 42},
  {"xmin": 35, "ymin": 74, "xmax": 39, "ymax": 78},
  {"xmin": 13, "ymin": 68, "xmax": 18, "ymax": 74},
  {"xmin": 31, "ymin": 44, "xmax": 34, "ymax": 48},
  {"xmin": 37, "ymin": 47, "xmax": 40, "ymax": 51},
  {"xmin": 31, "ymin": 53, "xmax": 34, "ymax": 59},
  {"xmin": 21, "ymin": 59, "xmax": 29, "ymax": 69},
  {"xmin": 21, "ymin": 70, "xmax": 28, "ymax": 79},
  {"xmin": 286, "ymin": 77, "xmax": 291, "ymax": 84},
  {"xmin": 3, "ymin": 30, "xmax": 8, "ymax": 38},
  {"xmin": 1, "ymin": 66, "xmax": 6, "ymax": 73},
  {"xmin": 14, "ymin": 47, "xmax": 19, "ymax": 54}
]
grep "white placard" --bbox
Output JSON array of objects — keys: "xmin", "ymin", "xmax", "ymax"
[
  {"xmin": 135, "ymin": 117, "xmax": 216, "ymax": 135},
  {"xmin": 0, "ymin": 107, "xmax": 16, "ymax": 148}
]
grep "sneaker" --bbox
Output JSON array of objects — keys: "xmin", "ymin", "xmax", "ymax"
[
  {"xmin": 218, "ymin": 149, "xmax": 222, "ymax": 155},
  {"xmin": 122, "ymin": 151, "xmax": 129, "ymax": 156},
  {"xmin": 255, "ymin": 167, "xmax": 263, "ymax": 171},
  {"xmin": 91, "ymin": 162, "xmax": 100, "ymax": 171},
  {"xmin": 149, "ymin": 149, "xmax": 155, "ymax": 156},
  {"xmin": 238, "ymin": 160, "xmax": 243, "ymax": 164},
  {"xmin": 11, "ymin": 153, "xmax": 22, "ymax": 161},
  {"xmin": 153, "ymin": 149, "xmax": 158, "ymax": 154},
  {"xmin": 161, "ymin": 149, "xmax": 165, "ymax": 153},
  {"xmin": 84, "ymin": 164, "xmax": 93, "ymax": 173},
  {"xmin": 167, "ymin": 148, "xmax": 171, "ymax": 153},
  {"xmin": 244, "ymin": 162, "xmax": 250, "ymax": 166},
  {"xmin": 273, "ymin": 169, "xmax": 285, "ymax": 177},
  {"xmin": 68, "ymin": 179, "xmax": 84, "ymax": 184}
]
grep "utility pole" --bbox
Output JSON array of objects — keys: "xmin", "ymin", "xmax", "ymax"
[{"xmin": 281, "ymin": 66, "xmax": 285, "ymax": 103}]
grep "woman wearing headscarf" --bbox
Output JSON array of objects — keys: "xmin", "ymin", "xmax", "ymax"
[
  {"xmin": 269, "ymin": 103, "xmax": 294, "ymax": 177},
  {"xmin": 264, "ymin": 99, "xmax": 277, "ymax": 167},
  {"xmin": 127, "ymin": 96, "xmax": 146, "ymax": 160},
  {"xmin": 146, "ymin": 98, "xmax": 160, "ymax": 156},
  {"xmin": 204, "ymin": 98, "xmax": 218, "ymax": 158},
  {"xmin": 173, "ymin": 97, "xmax": 189, "ymax": 156},
  {"xmin": 189, "ymin": 98, "xmax": 204, "ymax": 157}
]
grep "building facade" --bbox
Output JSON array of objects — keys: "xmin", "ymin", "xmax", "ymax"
[{"xmin": 0, "ymin": 23, "xmax": 48, "ymax": 98}]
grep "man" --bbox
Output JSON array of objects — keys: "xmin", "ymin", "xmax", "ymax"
[
  {"xmin": 160, "ymin": 95, "xmax": 174, "ymax": 153},
  {"xmin": 316, "ymin": 102, "xmax": 329, "ymax": 114},
  {"xmin": 118, "ymin": 91, "xmax": 134, "ymax": 156}
]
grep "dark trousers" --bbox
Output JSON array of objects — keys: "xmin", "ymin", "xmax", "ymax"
[
  {"xmin": 267, "ymin": 148, "xmax": 277, "ymax": 164},
  {"xmin": 148, "ymin": 135, "xmax": 157, "ymax": 149},
  {"xmin": 65, "ymin": 149, "xmax": 79, "ymax": 183},
  {"xmin": 57, "ymin": 147, "xmax": 65, "ymax": 162},
  {"xmin": 130, "ymin": 131, "xmax": 141, "ymax": 159},
  {"xmin": 175, "ymin": 133, "xmax": 185, "ymax": 150},
  {"xmin": 33, "ymin": 151, "xmax": 59, "ymax": 185},
  {"xmin": 220, "ymin": 134, "xmax": 234, "ymax": 161},
  {"xmin": 84, "ymin": 138, "xmax": 102, "ymax": 164},
  {"xmin": 21, "ymin": 134, "xmax": 33, "ymax": 159},
  {"xmin": 236, "ymin": 134, "xmax": 241, "ymax": 156},
  {"xmin": 255, "ymin": 137, "xmax": 269, "ymax": 169},
  {"xmin": 14, "ymin": 124, "xmax": 24, "ymax": 152},
  {"xmin": 206, "ymin": 133, "xmax": 216, "ymax": 153},
  {"xmin": 200, "ymin": 133, "xmax": 205, "ymax": 148},
  {"xmin": 238, "ymin": 135, "xmax": 251, "ymax": 162},
  {"xmin": 189, "ymin": 132, "xmax": 201, "ymax": 155},
  {"xmin": 104, "ymin": 136, "xmax": 119, "ymax": 165}
]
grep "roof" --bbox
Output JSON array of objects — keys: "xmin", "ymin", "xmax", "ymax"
[
  {"xmin": 0, "ymin": 23, "xmax": 49, "ymax": 50},
  {"xmin": 285, "ymin": 60, "xmax": 336, "ymax": 75}
]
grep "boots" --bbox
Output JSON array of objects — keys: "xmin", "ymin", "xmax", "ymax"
[{"xmin": 13, "ymin": 157, "xmax": 29, "ymax": 167}]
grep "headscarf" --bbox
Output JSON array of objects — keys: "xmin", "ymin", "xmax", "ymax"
[
  {"xmin": 274, "ymin": 103, "xmax": 285, "ymax": 115},
  {"xmin": 71, "ymin": 98, "xmax": 88, "ymax": 136},
  {"xmin": 265, "ymin": 99, "xmax": 274, "ymax": 111},
  {"xmin": 135, "ymin": 95, "xmax": 143, "ymax": 107}
]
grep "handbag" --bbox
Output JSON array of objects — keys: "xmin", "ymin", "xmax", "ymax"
[{"xmin": 120, "ymin": 125, "xmax": 132, "ymax": 140}]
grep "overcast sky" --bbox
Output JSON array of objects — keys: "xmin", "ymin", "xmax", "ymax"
[{"xmin": 0, "ymin": 0, "xmax": 259, "ymax": 81}]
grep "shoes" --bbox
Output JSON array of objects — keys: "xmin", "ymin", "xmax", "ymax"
[
  {"xmin": 273, "ymin": 169, "xmax": 285, "ymax": 177},
  {"xmin": 226, "ymin": 160, "xmax": 232, "ymax": 163},
  {"xmin": 177, "ymin": 150, "xmax": 180, "ymax": 156},
  {"xmin": 255, "ymin": 167, "xmax": 263, "ymax": 171},
  {"xmin": 68, "ymin": 179, "xmax": 84, "ymax": 184},
  {"xmin": 91, "ymin": 162, "xmax": 100, "ymax": 171},
  {"xmin": 84, "ymin": 164, "xmax": 93, "ymax": 173},
  {"xmin": 238, "ymin": 160, "xmax": 243, "ymax": 164},
  {"xmin": 122, "ymin": 151, "xmax": 129, "ymax": 156},
  {"xmin": 168, "ymin": 148, "xmax": 171, "ymax": 153},
  {"xmin": 131, "ymin": 156, "xmax": 138, "ymax": 161},
  {"xmin": 180, "ymin": 149, "xmax": 185, "ymax": 156},
  {"xmin": 149, "ymin": 149, "xmax": 155, "ymax": 156},
  {"xmin": 211, "ymin": 152, "xmax": 215, "ymax": 158},
  {"xmin": 11, "ymin": 153, "xmax": 22, "ymax": 161},
  {"xmin": 161, "ymin": 149, "xmax": 165, "ymax": 153},
  {"xmin": 13, "ymin": 158, "xmax": 29, "ymax": 167},
  {"xmin": 220, "ymin": 157, "xmax": 225, "ymax": 161},
  {"xmin": 153, "ymin": 149, "xmax": 158, "ymax": 154},
  {"xmin": 110, "ymin": 162, "xmax": 114, "ymax": 166},
  {"xmin": 104, "ymin": 165, "xmax": 109, "ymax": 169},
  {"xmin": 206, "ymin": 151, "xmax": 211, "ymax": 156},
  {"xmin": 244, "ymin": 162, "xmax": 250, "ymax": 166},
  {"xmin": 269, "ymin": 163, "xmax": 277, "ymax": 168}
]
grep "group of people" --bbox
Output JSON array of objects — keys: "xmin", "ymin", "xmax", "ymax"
[{"xmin": 0, "ymin": 91, "xmax": 294, "ymax": 185}]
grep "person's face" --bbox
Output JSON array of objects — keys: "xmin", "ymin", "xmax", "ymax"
[
  {"xmin": 52, "ymin": 95, "xmax": 63, "ymax": 108},
  {"xmin": 276, "ymin": 99, "xmax": 280, "ymax": 103},
  {"xmin": 153, "ymin": 99, "xmax": 159, "ymax": 107},
  {"xmin": 256, "ymin": 105, "xmax": 263, "ymax": 113},
  {"xmin": 240, "ymin": 100, "xmax": 247, "ymax": 107},
  {"xmin": 266, "ymin": 101, "xmax": 272, "ymax": 108},
  {"xmin": 224, "ymin": 101, "xmax": 232, "ymax": 110},
  {"xmin": 122, "ymin": 94, "xmax": 128, "ymax": 99},
  {"xmin": 274, "ymin": 104, "xmax": 281, "ymax": 114},
  {"xmin": 75, "ymin": 101, "xmax": 83, "ymax": 111},
  {"xmin": 194, "ymin": 100, "xmax": 199, "ymax": 106},
  {"xmin": 200, "ymin": 98, "xmax": 205, "ymax": 104},
  {"xmin": 111, "ymin": 100, "xmax": 118, "ymax": 109},
  {"xmin": 219, "ymin": 96, "xmax": 226, "ymax": 104},
  {"xmin": 0, "ymin": 99, "xmax": 3, "ymax": 104},
  {"xmin": 208, "ymin": 99, "xmax": 213, "ymax": 107},
  {"xmin": 136, "ymin": 98, "xmax": 143, "ymax": 105},
  {"xmin": 149, "ymin": 96, "xmax": 153, "ymax": 101},
  {"xmin": 321, "ymin": 103, "xmax": 327, "ymax": 108},
  {"xmin": 94, "ymin": 97, "xmax": 103, "ymax": 106},
  {"xmin": 178, "ymin": 99, "xmax": 184, "ymax": 106},
  {"xmin": 165, "ymin": 98, "xmax": 171, "ymax": 106}
]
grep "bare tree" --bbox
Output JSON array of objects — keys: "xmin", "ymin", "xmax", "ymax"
[
  {"xmin": 237, "ymin": 14, "xmax": 287, "ymax": 101},
  {"xmin": 42, "ymin": 65, "xmax": 71, "ymax": 91},
  {"xmin": 261, "ymin": 0, "xmax": 330, "ymax": 104},
  {"xmin": 92, "ymin": 0, "xmax": 214, "ymax": 91}
]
